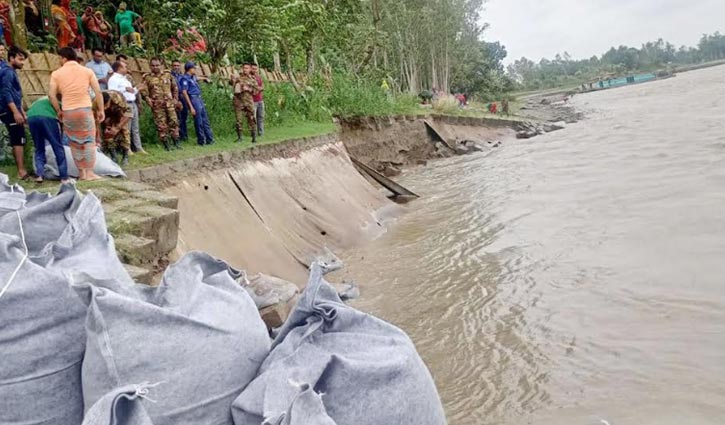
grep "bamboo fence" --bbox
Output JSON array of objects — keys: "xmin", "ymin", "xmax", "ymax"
[{"xmin": 18, "ymin": 51, "xmax": 305, "ymax": 107}]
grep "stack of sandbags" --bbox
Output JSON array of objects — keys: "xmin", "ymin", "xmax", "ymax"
[
  {"xmin": 0, "ymin": 176, "xmax": 131, "ymax": 425},
  {"xmin": 231, "ymin": 263, "xmax": 447, "ymax": 425},
  {"xmin": 76, "ymin": 251, "xmax": 271, "ymax": 424}
]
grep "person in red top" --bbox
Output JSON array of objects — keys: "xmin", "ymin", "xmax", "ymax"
[{"xmin": 251, "ymin": 64, "xmax": 264, "ymax": 137}]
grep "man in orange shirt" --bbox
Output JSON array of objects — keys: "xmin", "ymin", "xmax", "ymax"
[{"xmin": 49, "ymin": 47, "xmax": 105, "ymax": 181}]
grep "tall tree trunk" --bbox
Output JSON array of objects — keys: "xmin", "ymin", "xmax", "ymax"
[
  {"xmin": 444, "ymin": 44, "xmax": 450, "ymax": 93},
  {"xmin": 273, "ymin": 50, "xmax": 281, "ymax": 73},
  {"xmin": 9, "ymin": 0, "xmax": 27, "ymax": 49},
  {"xmin": 430, "ymin": 46, "xmax": 437, "ymax": 90},
  {"xmin": 305, "ymin": 38, "xmax": 316, "ymax": 75}
]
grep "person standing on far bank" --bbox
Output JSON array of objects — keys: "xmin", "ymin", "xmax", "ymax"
[
  {"xmin": 170, "ymin": 59, "xmax": 187, "ymax": 142},
  {"xmin": 141, "ymin": 57, "xmax": 182, "ymax": 151},
  {"xmin": 251, "ymin": 63, "xmax": 264, "ymax": 138},
  {"xmin": 180, "ymin": 62, "xmax": 214, "ymax": 146},
  {"xmin": 86, "ymin": 48, "xmax": 112, "ymax": 90},
  {"xmin": 115, "ymin": 53, "xmax": 145, "ymax": 154},
  {"xmin": 231, "ymin": 63, "xmax": 258, "ymax": 143},
  {"xmin": 49, "ymin": 47, "xmax": 105, "ymax": 181},
  {"xmin": 108, "ymin": 60, "xmax": 144, "ymax": 160},
  {"xmin": 0, "ymin": 46, "xmax": 30, "ymax": 180}
]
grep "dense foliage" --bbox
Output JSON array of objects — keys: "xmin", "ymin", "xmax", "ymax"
[
  {"xmin": 17, "ymin": 0, "xmax": 512, "ymax": 100},
  {"xmin": 508, "ymin": 32, "xmax": 725, "ymax": 90}
]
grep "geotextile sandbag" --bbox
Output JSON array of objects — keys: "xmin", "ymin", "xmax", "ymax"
[
  {"xmin": 43, "ymin": 144, "xmax": 126, "ymax": 180},
  {"xmin": 0, "ymin": 175, "xmax": 131, "ymax": 425},
  {"xmin": 231, "ymin": 263, "xmax": 447, "ymax": 425},
  {"xmin": 76, "ymin": 251, "xmax": 272, "ymax": 425}
]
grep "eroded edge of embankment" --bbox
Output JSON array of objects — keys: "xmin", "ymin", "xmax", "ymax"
[{"xmin": 86, "ymin": 112, "xmax": 564, "ymax": 326}]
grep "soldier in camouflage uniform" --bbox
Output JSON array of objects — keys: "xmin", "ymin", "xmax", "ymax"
[
  {"xmin": 100, "ymin": 90, "xmax": 133, "ymax": 165},
  {"xmin": 230, "ymin": 63, "xmax": 259, "ymax": 143},
  {"xmin": 141, "ymin": 57, "xmax": 181, "ymax": 151}
]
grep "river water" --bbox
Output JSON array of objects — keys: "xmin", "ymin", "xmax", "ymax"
[{"xmin": 338, "ymin": 66, "xmax": 725, "ymax": 425}]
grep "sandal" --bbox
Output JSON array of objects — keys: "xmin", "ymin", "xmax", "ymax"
[{"xmin": 18, "ymin": 173, "xmax": 33, "ymax": 182}]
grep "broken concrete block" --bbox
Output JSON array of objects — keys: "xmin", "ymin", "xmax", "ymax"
[
  {"xmin": 115, "ymin": 233, "xmax": 156, "ymax": 266},
  {"xmin": 123, "ymin": 263, "xmax": 154, "ymax": 285}
]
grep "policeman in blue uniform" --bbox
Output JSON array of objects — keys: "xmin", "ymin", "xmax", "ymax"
[{"xmin": 179, "ymin": 61, "xmax": 215, "ymax": 145}]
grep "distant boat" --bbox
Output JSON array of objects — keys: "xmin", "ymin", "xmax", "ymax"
[{"xmin": 581, "ymin": 71, "xmax": 672, "ymax": 93}]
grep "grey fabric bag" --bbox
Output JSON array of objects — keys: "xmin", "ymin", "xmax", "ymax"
[
  {"xmin": 82, "ymin": 384, "xmax": 155, "ymax": 425},
  {"xmin": 231, "ymin": 263, "xmax": 447, "ymax": 425},
  {"xmin": 75, "ymin": 251, "xmax": 271, "ymax": 425},
  {"xmin": 43, "ymin": 145, "xmax": 126, "ymax": 180},
  {"xmin": 0, "ymin": 175, "xmax": 131, "ymax": 425}
]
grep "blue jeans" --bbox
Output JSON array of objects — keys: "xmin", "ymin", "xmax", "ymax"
[
  {"xmin": 28, "ymin": 116, "xmax": 67, "ymax": 180},
  {"xmin": 190, "ymin": 96, "xmax": 214, "ymax": 145},
  {"xmin": 254, "ymin": 101, "xmax": 264, "ymax": 136}
]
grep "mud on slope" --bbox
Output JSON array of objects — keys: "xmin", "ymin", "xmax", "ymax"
[
  {"xmin": 166, "ymin": 142, "xmax": 401, "ymax": 285},
  {"xmin": 338, "ymin": 115, "xmax": 517, "ymax": 175}
]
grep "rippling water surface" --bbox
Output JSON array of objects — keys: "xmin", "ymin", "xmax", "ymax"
[{"xmin": 338, "ymin": 66, "xmax": 725, "ymax": 425}]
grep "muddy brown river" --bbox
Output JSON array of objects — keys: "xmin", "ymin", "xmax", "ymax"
[{"xmin": 338, "ymin": 66, "xmax": 725, "ymax": 424}]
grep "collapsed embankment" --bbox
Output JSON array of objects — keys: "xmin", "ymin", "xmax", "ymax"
[
  {"xmin": 166, "ymin": 142, "xmax": 398, "ymax": 284},
  {"xmin": 153, "ymin": 115, "xmax": 517, "ymax": 285}
]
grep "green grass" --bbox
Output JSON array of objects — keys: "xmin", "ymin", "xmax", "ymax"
[
  {"xmin": 1, "ymin": 72, "xmax": 528, "ymax": 186},
  {"xmin": 127, "ymin": 120, "xmax": 336, "ymax": 169},
  {"xmin": 0, "ymin": 121, "xmax": 336, "ymax": 185}
]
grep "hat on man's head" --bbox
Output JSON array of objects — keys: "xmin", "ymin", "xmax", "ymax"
[
  {"xmin": 119, "ymin": 2, "xmax": 127, "ymax": 10},
  {"xmin": 184, "ymin": 61, "xmax": 196, "ymax": 71}
]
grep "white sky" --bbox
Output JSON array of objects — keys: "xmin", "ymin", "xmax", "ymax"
[{"xmin": 483, "ymin": 0, "xmax": 725, "ymax": 64}]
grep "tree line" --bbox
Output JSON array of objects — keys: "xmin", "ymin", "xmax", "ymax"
[
  {"xmin": 507, "ymin": 32, "xmax": 725, "ymax": 90},
  {"xmin": 3, "ymin": 0, "xmax": 511, "ymax": 100},
  {"xmin": 149, "ymin": 0, "xmax": 512, "ymax": 98}
]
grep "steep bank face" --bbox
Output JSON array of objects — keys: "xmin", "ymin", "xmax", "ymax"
[
  {"xmin": 338, "ymin": 115, "xmax": 517, "ymax": 173},
  {"xmin": 166, "ymin": 142, "xmax": 399, "ymax": 284},
  {"xmin": 124, "ymin": 114, "xmax": 519, "ymax": 284}
]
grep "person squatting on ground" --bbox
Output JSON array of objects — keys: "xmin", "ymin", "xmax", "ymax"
[
  {"xmin": 0, "ymin": 46, "xmax": 29, "ymax": 180},
  {"xmin": 230, "ymin": 62, "xmax": 258, "ymax": 143},
  {"xmin": 27, "ymin": 95, "xmax": 69, "ymax": 183},
  {"xmin": 49, "ymin": 47, "xmax": 105, "ymax": 181},
  {"xmin": 251, "ymin": 63, "xmax": 264, "ymax": 137},
  {"xmin": 180, "ymin": 61, "xmax": 214, "ymax": 146},
  {"xmin": 141, "ymin": 57, "xmax": 181, "ymax": 151},
  {"xmin": 99, "ymin": 90, "xmax": 132, "ymax": 165}
]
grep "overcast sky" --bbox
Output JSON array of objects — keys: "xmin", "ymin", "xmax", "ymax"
[{"xmin": 483, "ymin": 0, "xmax": 725, "ymax": 64}]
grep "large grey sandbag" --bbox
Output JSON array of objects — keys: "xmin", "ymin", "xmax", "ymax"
[
  {"xmin": 44, "ymin": 144, "xmax": 126, "ymax": 179},
  {"xmin": 75, "ymin": 251, "xmax": 271, "ymax": 425},
  {"xmin": 231, "ymin": 263, "xmax": 447, "ymax": 425},
  {"xmin": 82, "ymin": 384, "xmax": 155, "ymax": 425},
  {"xmin": 0, "ymin": 175, "xmax": 132, "ymax": 425}
]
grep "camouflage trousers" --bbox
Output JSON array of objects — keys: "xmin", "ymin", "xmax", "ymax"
[
  {"xmin": 151, "ymin": 101, "xmax": 180, "ymax": 140},
  {"xmin": 233, "ymin": 95, "xmax": 256, "ymax": 135},
  {"xmin": 101, "ymin": 122, "xmax": 130, "ymax": 154}
]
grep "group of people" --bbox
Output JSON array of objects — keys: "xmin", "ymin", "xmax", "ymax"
[{"xmin": 0, "ymin": 44, "xmax": 266, "ymax": 183}]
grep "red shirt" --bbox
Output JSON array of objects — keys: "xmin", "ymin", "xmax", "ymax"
[{"xmin": 253, "ymin": 75, "xmax": 263, "ymax": 102}]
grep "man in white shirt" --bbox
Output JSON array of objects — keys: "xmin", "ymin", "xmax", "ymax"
[{"xmin": 108, "ymin": 60, "xmax": 146, "ymax": 154}]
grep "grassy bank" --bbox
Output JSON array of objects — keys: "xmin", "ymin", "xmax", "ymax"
[{"xmin": 1, "ymin": 73, "xmax": 518, "ymax": 183}]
